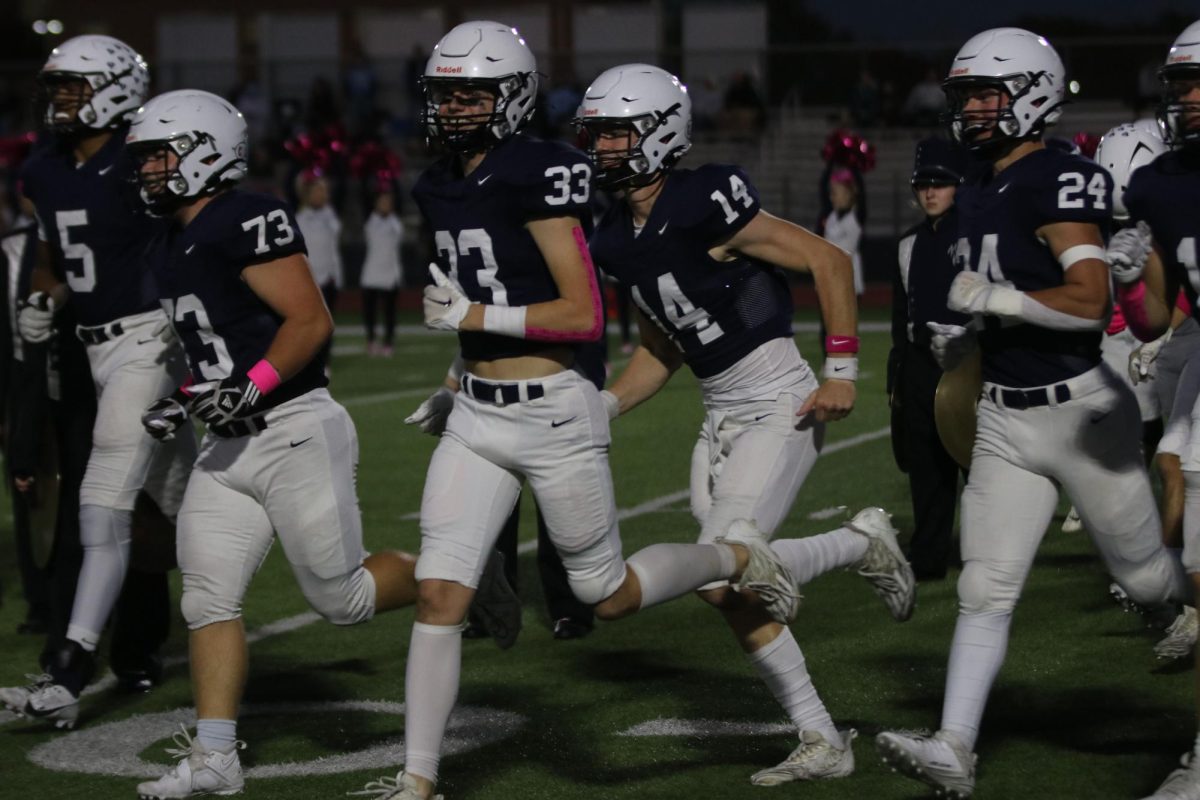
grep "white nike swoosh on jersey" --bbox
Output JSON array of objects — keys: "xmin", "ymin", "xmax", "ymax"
[
  {"xmin": 997, "ymin": 183, "xmax": 1010, "ymax": 193},
  {"xmin": 185, "ymin": 244, "xmax": 196, "ymax": 254},
  {"xmin": 477, "ymin": 174, "xmax": 492, "ymax": 186},
  {"xmin": 98, "ymin": 165, "xmax": 113, "ymax": 175},
  {"xmin": 658, "ymin": 221, "xmax": 670, "ymax": 235}
]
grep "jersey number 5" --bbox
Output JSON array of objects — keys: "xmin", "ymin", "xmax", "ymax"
[{"xmin": 56, "ymin": 210, "xmax": 96, "ymax": 293}]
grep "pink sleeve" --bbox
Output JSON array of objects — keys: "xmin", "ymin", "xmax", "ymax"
[
  {"xmin": 1116, "ymin": 282, "xmax": 1159, "ymax": 342},
  {"xmin": 523, "ymin": 226, "xmax": 604, "ymax": 343}
]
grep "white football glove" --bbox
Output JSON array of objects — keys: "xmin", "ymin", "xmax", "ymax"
[
  {"xmin": 404, "ymin": 386, "xmax": 456, "ymax": 435},
  {"xmin": 927, "ymin": 321, "xmax": 977, "ymax": 371},
  {"xmin": 1128, "ymin": 330, "xmax": 1170, "ymax": 385},
  {"xmin": 17, "ymin": 291, "xmax": 56, "ymax": 344},
  {"xmin": 422, "ymin": 263, "xmax": 471, "ymax": 331},
  {"xmin": 947, "ymin": 271, "xmax": 992, "ymax": 315},
  {"xmin": 1107, "ymin": 221, "xmax": 1154, "ymax": 285}
]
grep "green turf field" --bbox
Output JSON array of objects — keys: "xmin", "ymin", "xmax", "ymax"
[{"xmin": 0, "ymin": 322, "xmax": 1193, "ymax": 799}]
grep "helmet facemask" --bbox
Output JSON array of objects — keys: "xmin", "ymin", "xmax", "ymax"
[
  {"xmin": 37, "ymin": 66, "xmax": 139, "ymax": 135},
  {"xmin": 128, "ymin": 133, "xmax": 238, "ymax": 215},
  {"xmin": 421, "ymin": 74, "xmax": 535, "ymax": 154},
  {"xmin": 1157, "ymin": 65, "xmax": 1200, "ymax": 149},
  {"xmin": 944, "ymin": 73, "xmax": 1062, "ymax": 157},
  {"xmin": 578, "ymin": 104, "xmax": 686, "ymax": 190}
]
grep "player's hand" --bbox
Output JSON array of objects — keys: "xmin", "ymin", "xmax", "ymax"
[
  {"xmin": 17, "ymin": 291, "xmax": 56, "ymax": 344},
  {"xmin": 141, "ymin": 388, "xmax": 193, "ymax": 441},
  {"xmin": 947, "ymin": 271, "xmax": 993, "ymax": 315},
  {"xmin": 928, "ymin": 322, "xmax": 977, "ymax": 371},
  {"xmin": 189, "ymin": 376, "xmax": 261, "ymax": 429},
  {"xmin": 799, "ymin": 379, "xmax": 855, "ymax": 423},
  {"xmin": 1128, "ymin": 331, "xmax": 1168, "ymax": 385},
  {"xmin": 423, "ymin": 264, "xmax": 471, "ymax": 331},
  {"xmin": 404, "ymin": 386, "xmax": 456, "ymax": 435},
  {"xmin": 1107, "ymin": 221, "xmax": 1154, "ymax": 285}
]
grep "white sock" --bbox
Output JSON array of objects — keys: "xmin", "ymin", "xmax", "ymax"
[
  {"xmin": 67, "ymin": 504, "xmax": 133, "ymax": 651},
  {"xmin": 940, "ymin": 611, "xmax": 1011, "ymax": 752},
  {"xmin": 627, "ymin": 542, "xmax": 735, "ymax": 610},
  {"xmin": 747, "ymin": 627, "xmax": 838, "ymax": 743},
  {"xmin": 404, "ymin": 622, "xmax": 462, "ymax": 783},
  {"xmin": 196, "ymin": 718, "xmax": 238, "ymax": 752},
  {"xmin": 770, "ymin": 528, "xmax": 868, "ymax": 586}
]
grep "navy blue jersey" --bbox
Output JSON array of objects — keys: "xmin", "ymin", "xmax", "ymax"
[
  {"xmin": 590, "ymin": 164, "xmax": 793, "ymax": 379},
  {"xmin": 20, "ymin": 125, "xmax": 161, "ymax": 326},
  {"xmin": 148, "ymin": 191, "xmax": 326, "ymax": 410},
  {"xmin": 953, "ymin": 148, "xmax": 1110, "ymax": 387},
  {"xmin": 1125, "ymin": 150, "xmax": 1200, "ymax": 322},
  {"xmin": 413, "ymin": 133, "xmax": 592, "ymax": 362}
]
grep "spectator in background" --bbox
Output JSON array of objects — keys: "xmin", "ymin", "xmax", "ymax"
[
  {"xmin": 295, "ymin": 174, "xmax": 343, "ymax": 371},
  {"xmin": 360, "ymin": 191, "xmax": 403, "ymax": 357},
  {"xmin": 721, "ymin": 71, "xmax": 766, "ymax": 138},
  {"xmin": 689, "ymin": 75, "xmax": 721, "ymax": 132},
  {"xmin": 821, "ymin": 168, "xmax": 864, "ymax": 296},
  {"xmin": 546, "ymin": 76, "xmax": 583, "ymax": 137},
  {"xmin": 903, "ymin": 68, "xmax": 946, "ymax": 127},
  {"xmin": 344, "ymin": 44, "xmax": 379, "ymax": 139},
  {"xmin": 849, "ymin": 69, "xmax": 882, "ymax": 128}
]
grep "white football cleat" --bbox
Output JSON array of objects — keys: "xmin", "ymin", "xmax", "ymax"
[
  {"xmin": 1061, "ymin": 506, "xmax": 1083, "ymax": 533},
  {"xmin": 750, "ymin": 728, "xmax": 857, "ymax": 785},
  {"xmin": 348, "ymin": 771, "xmax": 443, "ymax": 799},
  {"xmin": 1141, "ymin": 753, "xmax": 1200, "ymax": 800},
  {"xmin": 848, "ymin": 507, "xmax": 916, "ymax": 622},
  {"xmin": 876, "ymin": 729, "xmax": 976, "ymax": 799},
  {"xmin": 720, "ymin": 519, "xmax": 801, "ymax": 624},
  {"xmin": 0, "ymin": 673, "xmax": 48, "ymax": 715},
  {"xmin": 1156, "ymin": 607, "xmax": 1199, "ymax": 661},
  {"xmin": 21, "ymin": 678, "xmax": 79, "ymax": 729},
  {"xmin": 136, "ymin": 726, "xmax": 245, "ymax": 799}
]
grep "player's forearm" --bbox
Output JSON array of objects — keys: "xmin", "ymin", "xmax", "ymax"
[
  {"xmin": 812, "ymin": 249, "xmax": 858, "ymax": 338},
  {"xmin": 1024, "ymin": 279, "xmax": 1109, "ymax": 322},
  {"xmin": 459, "ymin": 292, "xmax": 604, "ymax": 342},
  {"xmin": 608, "ymin": 346, "xmax": 678, "ymax": 415},
  {"xmin": 262, "ymin": 311, "xmax": 333, "ymax": 381}
]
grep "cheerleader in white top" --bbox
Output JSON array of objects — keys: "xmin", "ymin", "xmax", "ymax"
[{"xmin": 360, "ymin": 192, "xmax": 404, "ymax": 356}]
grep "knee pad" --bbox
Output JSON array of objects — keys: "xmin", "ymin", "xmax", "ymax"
[
  {"xmin": 302, "ymin": 566, "xmax": 376, "ymax": 626},
  {"xmin": 180, "ymin": 581, "xmax": 243, "ymax": 630},
  {"xmin": 1114, "ymin": 559, "xmax": 1177, "ymax": 608},
  {"xmin": 79, "ymin": 504, "xmax": 133, "ymax": 550},
  {"xmin": 957, "ymin": 561, "xmax": 1021, "ymax": 616},
  {"xmin": 567, "ymin": 563, "xmax": 625, "ymax": 606}
]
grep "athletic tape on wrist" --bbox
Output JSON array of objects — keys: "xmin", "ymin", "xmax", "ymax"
[{"xmin": 483, "ymin": 305, "xmax": 527, "ymax": 338}]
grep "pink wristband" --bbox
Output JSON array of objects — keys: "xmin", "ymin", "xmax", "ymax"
[
  {"xmin": 825, "ymin": 335, "xmax": 860, "ymax": 354},
  {"xmin": 1116, "ymin": 282, "xmax": 1157, "ymax": 342},
  {"xmin": 247, "ymin": 359, "xmax": 282, "ymax": 396}
]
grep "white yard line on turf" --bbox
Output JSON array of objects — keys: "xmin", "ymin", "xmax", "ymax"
[{"xmin": 0, "ymin": 423, "xmax": 887, "ymax": 727}]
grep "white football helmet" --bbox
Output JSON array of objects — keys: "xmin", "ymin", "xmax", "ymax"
[
  {"xmin": 126, "ymin": 90, "xmax": 247, "ymax": 213},
  {"xmin": 1094, "ymin": 120, "xmax": 1168, "ymax": 221},
  {"xmin": 942, "ymin": 28, "xmax": 1066, "ymax": 154},
  {"xmin": 38, "ymin": 35, "xmax": 149, "ymax": 134},
  {"xmin": 421, "ymin": 20, "xmax": 538, "ymax": 153},
  {"xmin": 1158, "ymin": 20, "xmax": 1200, "ymax": 148},
  {"xmin": 574, "ymin": 64, "xmax": 691, "ymax": 189}
]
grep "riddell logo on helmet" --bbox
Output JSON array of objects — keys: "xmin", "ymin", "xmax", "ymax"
[
  {"xmin": 583, "ymin": 109, "xmax": 600, "ymax": 116},
  {"xmin": 949, "ymin": 67, "xmax": 971, "ymax": 76},
  {"xmin": 1169, "ymin": 55, "xmax": 1194, "ymax": 63},
  {"xmin": 436, "ymin": 66, "xmax": 463, "ymax": 74}
]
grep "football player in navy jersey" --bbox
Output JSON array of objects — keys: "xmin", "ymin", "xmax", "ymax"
[
  {"xmin": 121, "ymin": 90, "xmax": 428, "ymax": 799},
  {"xmin": 356, "ymin": 23, "xmax": 801, "ymax": 800},
  {"xmin": 0, "ymin": 35, "xmax": 197, "ymax": 729},
  {"xmin": 874, "ymin": 29, "xmax": 1190, "ymax": 799},
  {"xmin": 575, "ymin": 63, "xmax": 915, "ymax": 786},
  {"xmin": 1104, "ymin": 20, "xmax": 1200, "ymax": 800}
]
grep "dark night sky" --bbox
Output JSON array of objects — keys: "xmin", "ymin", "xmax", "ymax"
[{"xmin": 810, "ymin": 0, "xmax": 1195, "ymax": 43}]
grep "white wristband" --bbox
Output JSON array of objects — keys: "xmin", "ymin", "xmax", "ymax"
[
  {"xmin": 822, "ymin": 357, "xmax": 858, "ymax": 381},
  {"xmin": 483, "ymin": 305, "xmax": 527, "ymax": 338}
]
